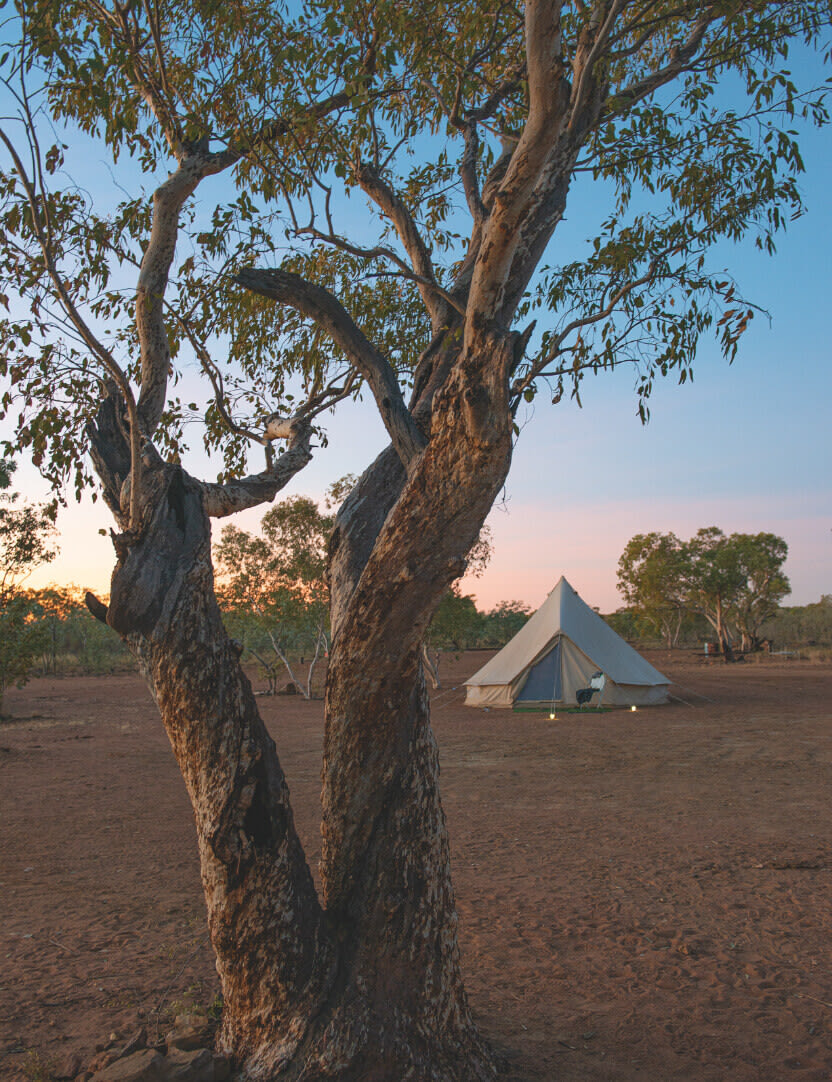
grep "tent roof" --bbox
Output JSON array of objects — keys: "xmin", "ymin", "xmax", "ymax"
[{"xmin": 466, "ymin": 576, "xmax": 668, "ymax": 689}]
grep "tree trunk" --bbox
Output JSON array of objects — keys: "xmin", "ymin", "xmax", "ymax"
[
  {"xmin": 714, "ymin": 599, "xmax": 735, "ymax": 663},
  {"xmin": 86, "ymin": 330, "xmax": 518, "ymax": 1080},
  {"xmin": 101, "ymin": 464, "xmax": 336, "ymax": 1077},
  {"xmin": 314, "ymin": 333, "xmax": 517, "ymax": 1079}
]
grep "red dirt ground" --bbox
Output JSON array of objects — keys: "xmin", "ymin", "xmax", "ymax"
[{"xmin": 1, "ymin": 651, "xmax": 831, "ymax": 1081}]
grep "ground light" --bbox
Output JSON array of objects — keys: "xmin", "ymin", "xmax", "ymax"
[{"xmin": 631, "ymin": 705, "xmax": 637, "ymax": 712}]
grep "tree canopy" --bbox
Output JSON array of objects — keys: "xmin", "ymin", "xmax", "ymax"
[
  {"xmin": 1, "ymin": 1, "xmax": 830, "ymax": 496},
  {"xmin": 618, "ymin": 526, "xmax": 790, "ymax": 655}
]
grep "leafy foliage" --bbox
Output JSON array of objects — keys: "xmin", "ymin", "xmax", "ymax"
[
  {"xmin": 0, "ymin": 1, "xmax": 829, "ymax": 494},
  {"xmin": 0, "ymin": 595, "xmax": 50, "ymax": 713},
  {"xmin": 617, "ymin": 531, "xmax": 688, "ymax": 648},
  {"xmin": 23, "ymin": 585, "xmax": 133, "ymax": 675},
  {"xmin": 617, "ymin": 526, "xmax": 790, "ymax": 655},
  {"xmin": 214, "ymin": 492, "xmax": 333, "ymax": 695},
  {"xmin": 762, "ymin": 594, "xmax": 832, "ymax": 648}
]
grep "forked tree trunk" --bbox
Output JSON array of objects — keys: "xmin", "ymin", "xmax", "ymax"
[
  {"xmin": 88, "ymin": 330, "xmax": 518, "ymax": 1080},
  {"xmin": 705, "ymin": 599, "xmax": 735, "ymax": 663}
]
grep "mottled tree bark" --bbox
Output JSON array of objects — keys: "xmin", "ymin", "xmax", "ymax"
[
  {"xmin": 306, "ymin": 331, "xmax": 518, "ymax": 1078},
  {"xmin": 87, "ymin": 330, "xmax": 517, "ymax": 1078},
  {"xmin": 99, "ymin": 462, "xmax": 335, "ymax": 1076}
]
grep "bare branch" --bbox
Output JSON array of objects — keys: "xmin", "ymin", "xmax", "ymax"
[
  {"xmin": 568, "ymin": 0, "xmax": 627, "ymax": 134},
  {"xmin": 457, "ymin": 122, "xmax": 487, "ymax": 228},
  {"xmin": 354, "ymin": 163, "xmax": 449, "ymax": 333},
  {"xmin": 234, "ymin": 267, "xmax": 427, "ymax": 467},
  {"xmin": 135, "ymin": 155, "xmax": 208, "ymax": 435},
  {"xmin": 200, "ymin": 422, "xmax": 314, "ymax": 518}
]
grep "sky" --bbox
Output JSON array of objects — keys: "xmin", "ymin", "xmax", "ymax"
[{"xmin": 8, "ymin": 46, "xmax": 832, "ymax": 616}]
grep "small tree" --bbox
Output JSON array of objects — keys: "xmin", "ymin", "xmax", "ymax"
[
  {"xmin": 426, "ymin": 591, "xmax": 482, "ymax": 653},
  {"xmin": 215, "ymin": 495, "xmax": 332, "ymax": 698},
  {"xmin": 25, "ymin": 585, "xmax": 77, "ymax": 675},
  {"xmin": 617, "ymin": 532, "xmax": 687, "ymax": 647},
  {"xmin": 729, "ymin": 532, "xmax": 790, "ymax": 651},
  {"xmin": 479, "ymin": 600, "xmax": 533, "ymax": 648},
  {"xmin": 0, "ymin": 460, "xmax": 56, "ymax": 711}
]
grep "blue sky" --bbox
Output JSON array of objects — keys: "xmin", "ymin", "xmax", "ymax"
[{"xmin": 9, "ymin": 40, "xmax": 832, "ymax": 616}]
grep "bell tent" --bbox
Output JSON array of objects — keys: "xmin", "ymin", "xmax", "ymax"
[{"xmin": 464, "ymin": 577, "xmax": 669, "ymax": 709}]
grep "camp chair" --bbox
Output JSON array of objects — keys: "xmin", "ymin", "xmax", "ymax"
[{"xmin": 576, "ymin": 671, "xmax": 606, "ymax": 709}]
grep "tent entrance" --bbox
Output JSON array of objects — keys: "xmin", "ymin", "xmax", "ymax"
[{"xmin": 515, "ymin": 639, "xmax": 562, "ymax": 703}]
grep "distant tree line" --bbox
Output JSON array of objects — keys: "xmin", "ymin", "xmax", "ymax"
[
  {"xmin": 759, "ymin": 595, "xmax": 832, "ymax": 650},
  {"xmin": 615, "ymin": 528, "xmax": 793, "ymax": 659},
  {"xmin": 1, "ymin": 469, "xmax": 535, "ymax": 706},
  {"xmin": 7, "ymin": 475, "xmax": 824, "ymax": 706}
]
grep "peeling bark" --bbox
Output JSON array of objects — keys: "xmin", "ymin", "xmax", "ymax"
[
  {"xmin": 86, "ymin": 389, "xmax": 334, "ymax": 1073},
  {"xmin": 86, "ymin": 330, "xmax": 517, "ymax": 1080},
  {"xmin": 310, "ymin": 331, "xmax": 518, "ymax": 1079},
  {"xmin": 110, "ymin": 469, "xmax": 334, "ymax": 1073}
]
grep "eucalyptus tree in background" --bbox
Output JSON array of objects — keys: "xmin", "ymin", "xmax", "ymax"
[
  {"xmin": 682, "ymin": 526, "xmax": 746, "ymax": 659},
  {"xmin": 618, "ymin": 528, "xmax": 790, "ymax": 657},
  {"xmin": 617, "ymin": 531, "xmax": 687, "ymax": 647},
  {"xmin": 215, "ymin": 494, "xmax": 333, "ymax": 698},
  {"xmin": 1, "ymin": 2, "xmax": 829, "ymax": 1077},
  {"xmin": 729, "ymin": 531, "xmax": 790, "ymax": 652},
  {"xmin": 683, "ymin": 528, "xmax": 790, "ymax": 656}
]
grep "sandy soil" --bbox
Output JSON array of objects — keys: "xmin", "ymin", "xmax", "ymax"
[{"xmin": 1, "ymin": 651, "xmax": 831, "ymax": 1081}]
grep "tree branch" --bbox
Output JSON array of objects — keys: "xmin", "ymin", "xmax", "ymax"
[
  {"xmin": 0, "ymin": 124, "xmax": 144, "ymax": 531},
  {"xmin": 601, "ymin": 8, "xmax": 717, "ymax": 121},
  {"xmin": 135, "ymin": 154, "xmax": 212, "ymax": 435},
  {"xmin": 466, "ymin": 0, "xmax": 568, "ymax": 327},
  {"xmin": 200, "ymin": 422, "xmax": 313, "ymax": 518},
  {"xmin": 510, "ymin": 256, "xmax": 662, "ymax": 402},
  {"xmin": 234, "ymin": 267, "xmax": 427, "ymax": 467},
  {"xmin": 567, "ymin": 0, "xmax": 627, "ymax": 135},
  {"xmin": 354, "ymin": 163, "xmax": 449, "ymax": 333},
  {"xmin": 296, "ymin": 214, "xmax": 465, "ymax": 317},
  {"xmin": 172, "ymin": 307, "xmax": 359, "ymax": 457}
]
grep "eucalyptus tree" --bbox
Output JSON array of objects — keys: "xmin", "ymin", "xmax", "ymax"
[
  {"xmin": 1, "ymin": 2, "xmax": 829, "ymax": 1078},
  {"xmin": 729, "ymin": 531, "xmax": 790, "ymax": 651},
  {"xmin": 215, "ymin": 494, "xmax": 333, "ymax": 697},
  {"xmin": 681, "ymin": 526, "xmax": 746, "ymax": 659},
  {"xmin": 617, "ymin": 531, "xmax": 687, "ymax": 647}
]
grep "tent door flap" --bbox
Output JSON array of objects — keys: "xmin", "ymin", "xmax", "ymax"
[{"xmin": 515, "ymin": 640, "xmax": 562, "ymax": 702}]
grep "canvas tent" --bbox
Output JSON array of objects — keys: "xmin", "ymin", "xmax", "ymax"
[{"xmin": 465, "ymin": 577, "xmax": 669, "ymax": 708}]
